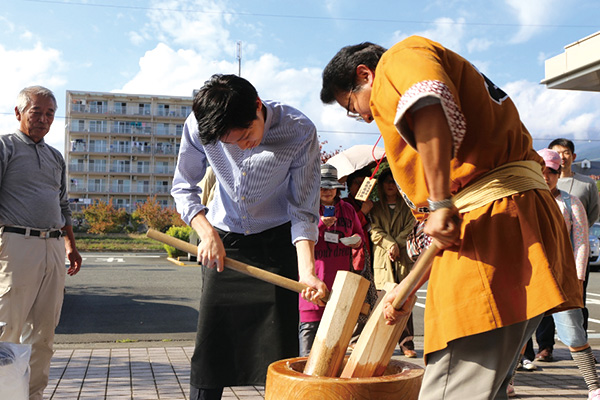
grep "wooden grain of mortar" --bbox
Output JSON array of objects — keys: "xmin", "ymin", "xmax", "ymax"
[{"xmin": 265, "ymin": 356, "xmax": 423, "ymax": 400}]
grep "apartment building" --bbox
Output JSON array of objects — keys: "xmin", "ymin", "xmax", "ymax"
[{"xmin": 65, "ymin": 90, "xmax": 193, "ymax": 212}]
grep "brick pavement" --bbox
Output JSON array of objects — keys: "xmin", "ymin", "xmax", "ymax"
[{"xmin": 42, "ymin": 338, "xmax": 599, "ymax": 399}]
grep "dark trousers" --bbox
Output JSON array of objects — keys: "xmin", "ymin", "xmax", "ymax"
[
  {"xmin": 583, "ymin": 260, "xmax": 591, "ymax": 331},
  {"xmin": 189, "ymin": 386, "xmax": 223, "ymax": 400}
]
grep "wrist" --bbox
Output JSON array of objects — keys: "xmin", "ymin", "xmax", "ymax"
[{"xmin": 427, "ymin": 197, "xmax": 453, "ymax": 212}]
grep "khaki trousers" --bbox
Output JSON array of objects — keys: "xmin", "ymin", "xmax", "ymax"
[
  {"xmin": 0, "ymin": 231, "xmax": 66, "ymax": 400},
  {"xmin": 419, "ymin": 314, "xmax": 543, "ymax": 400}
]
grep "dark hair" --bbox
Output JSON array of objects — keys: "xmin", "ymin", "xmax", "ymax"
[
  {"xmin": 548, "ymin": 166, "xmax": 562, "ymax": 175},
  {"xmin": 548, "ymin": 138, "xmax": 575, "ymax": 153},
  {"xmin": 377, "ymin": 168, "xmax": 394, "ymax": 185},
  {"xmin": 346, "ymin": 166, "xmax": 372, "ymax": 187},
  {"xmin": 320, "ymin": 42, "xmax": 387, "ymax": 104},
  {"xmin": 193, "ymin": 74, "xmax": 259, "ymax": 145}
]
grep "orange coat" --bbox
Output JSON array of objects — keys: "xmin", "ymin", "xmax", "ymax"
[{"xmin": 370, "ymin": 36, "xmax": 582, "ymax": 356}]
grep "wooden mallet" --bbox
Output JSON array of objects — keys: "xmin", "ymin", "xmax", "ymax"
[{"xmin": 340, "ymin": 244, "xmax": 438, "ymax": 378}]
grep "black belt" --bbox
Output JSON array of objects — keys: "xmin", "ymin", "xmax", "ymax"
[{"xmin": 1, "ymin": 226, "xmax": 63, "ymax": 238}]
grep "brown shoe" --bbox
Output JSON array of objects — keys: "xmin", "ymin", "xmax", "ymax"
[
  {"xmin": 403, "ymin": 349, "xmax": 417, "ymax": 358},
  {"xmin": 535, "ymin": 348, "xmax": 553, "ymax": 362}
]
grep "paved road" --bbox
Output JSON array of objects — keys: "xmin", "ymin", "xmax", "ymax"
[
  {"xmin": 55, "ymin": 252, "xmax": 600, "ymax": 346},
  {"xmin": 56, "ymin": 253, "xmax": 202, "ymax": 345}
]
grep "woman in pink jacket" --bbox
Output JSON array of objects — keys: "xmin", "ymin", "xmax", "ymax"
[{"xmin": 298, "ymin": 164, "xmax": 366, "ymax": 356}]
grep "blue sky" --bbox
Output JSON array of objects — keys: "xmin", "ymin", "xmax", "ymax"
[{"xmin": 2, "ymin": 0, "xmax": 600, "ymax": 158}]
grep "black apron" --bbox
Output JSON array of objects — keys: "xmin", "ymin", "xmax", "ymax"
[{"xmin": 190, "ymin": 222, "xmax": 299, "ymax": 388}]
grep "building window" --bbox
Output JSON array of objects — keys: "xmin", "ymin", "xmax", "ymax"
[
  {"xmin": 157, "ymin": 104, "xmax": 170, "ymax": 116},
  {"xmin": 89, "ymin": 100, "xmax": 107, "ymax": 114},
  {"xmin": 89, "ymin": 120, "xmax": 107, "ymax": 133},
  {"xmin": 156, "ymin": 123, "xmax": 169, "ymax": 135},
  {"xmin": 71, "ymin": 100, "xmax": 85, "ymax": 113},
  {"xmin": 88, "ymin": 159, "xmax": 106, "ymax": 173},
  {"xmin": 111, "ymin": 160, "xmax": 131, "ymax": 173},
  {"xmin": 112, "ymin": 140, "xmax": 131, "ymax": 153},
  {"xmin": 88, "ymin": 179, "xmax": 105, "ymax": 192},
  {"xmin": 138, "ymin": 103, "xmax": 151, "ymax": 115},
  {"xmin": 113, "ymin": 102, "xmax": 127, "ymax": 114},
  {"xmin": 89, "ymin": 139, "xmax": 107, "ymax": 153},
  {"xmin": 71, "ymin": 139, "xmax": 86, "ymax": 152},
  {"xmin": 181, "ymin": 105, "xmax": 191, "ymax": 117},
  {"xmin": 136, "ymin": 161, "xmax": 150, "ymax": 173}
]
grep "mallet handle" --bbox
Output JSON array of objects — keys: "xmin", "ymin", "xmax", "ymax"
[
  {"xmin": 147, "ymin": 229, "xmax": 371, "ymax": 315},
  {"xmin": 147, "ymin": 228, "xmax": 308, "ymax": 293},
  {"xmin": 391, "ymin": 243, "xmax": 439, "ymax": 310}
]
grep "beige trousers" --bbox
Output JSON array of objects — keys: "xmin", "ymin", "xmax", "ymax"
[{"xmin": 0, "ymin": 231, "xmax": 66, "ymax": 400}]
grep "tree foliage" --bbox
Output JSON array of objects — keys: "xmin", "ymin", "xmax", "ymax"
[
  {"xmin": 133, "ymin": 195, "xmax": 186, "ymax": 232},
  {"xmin": 82, "ymin": 199, "xmax": 129, "ymax": 234},
  {"xmin": 319, "ymin": 139, "xmax": 343, "ymax": 163}
]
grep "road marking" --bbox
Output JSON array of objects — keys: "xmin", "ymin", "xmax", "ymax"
[{"xmin": 94, "ymin": 257, "xmax": 125, "ymax": 263}]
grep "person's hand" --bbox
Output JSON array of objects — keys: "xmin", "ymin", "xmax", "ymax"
[
  {"xmin": 299, "ymin": 273, "xmax": 329, "ymax": 307},
  {"xmin": 424, "ymin": 206, "xmax": 461, "ymax": 249},
  {"xmin": 361, "ymin": 199, "xmax": 374, "ymax": 215},
  {"xmin": 197, "ymin": 231, "xmax": 226, "ymax": 272},
  {"xmin": 321, "ymin": 216, "xmax": 337, "ymax": 228},
  {"xmin": 388, "ymin": 243, "xmax": 400, "ymax": 261},
  {"xmin": 348, "ymin": 233, "xmax": 362, "ymax": 249},
  {"xmin": 382, "ymin": 283, "xmax": 414, "ymax": 325},
  {"xmin": 66, "ymin": 248, "xmax": 82, "ymax": 276}
]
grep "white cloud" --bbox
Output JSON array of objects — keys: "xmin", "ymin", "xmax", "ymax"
[
  {"xmin": 128, "ymin": 31, "xmax": 145, "ymax": 46},
  {"xmin": 467, "ymin": 37, "xmax": 493, "ymax": 53},
  {"xmin": 505, "ymin": 79, "xmax": 600, "ymax": 141},
  {"xmin": 391, "ymin": 17, "xmax": 466, "ymax": 53},
  {"xmin": 117, "ymin": 43, "xmax": 236, "ymax": 96},
  {"xmin": 133, "ymin": 0, "xmax": 239, "ymax": 60},
  {"xmin": 505, "ymin": 0, "xmax": 562, "ymax": 43}
]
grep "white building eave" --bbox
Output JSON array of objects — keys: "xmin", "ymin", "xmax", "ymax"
[{"xmin": 541, "ymin": 31, "xmax": 600, "ymax": 92}]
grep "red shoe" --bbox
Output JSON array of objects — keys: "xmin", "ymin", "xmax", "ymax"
[
  {"xmin": 403, "ymin": 349, "xmax": 417, "ymax": 358},
  {"xmin": 535, "ymin": 348, "xmax": 553, "ymax": 362}
]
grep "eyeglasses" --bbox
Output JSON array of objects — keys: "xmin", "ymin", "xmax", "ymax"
[{"xmin": 346, "ymin": 86, "xmax": 364, "ymax": 122}]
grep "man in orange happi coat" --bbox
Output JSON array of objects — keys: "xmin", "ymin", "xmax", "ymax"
[{"xmin": 320, "ymin": 36, "xmax": 582, "ymax": 399}]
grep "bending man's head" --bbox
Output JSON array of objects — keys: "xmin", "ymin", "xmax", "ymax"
[
  {"xmin": 193, "ymin": 74, "xmax": 261, "ymax": 146},
  {"xmin": 320, "ymin": 42, "xmax": 386, "ymax": 105}
]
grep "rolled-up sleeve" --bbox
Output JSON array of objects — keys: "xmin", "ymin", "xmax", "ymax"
[
  {"xmin": 171, "ymin": 115, "xmax": 208, "ymax": 225},
  {"xmin": 287, "ymin": 126, "xmax": 320, "ymax": 244}
]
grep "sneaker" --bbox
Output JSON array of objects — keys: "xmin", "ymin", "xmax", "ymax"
[
  {"xmin": 507, "ymin": 383, "xmax": 516, "ymax": 397},
  {"xmin": 522, "ymin": 359, "xmax": 537, "ymax": 371},
  {"xmin": 535, "ymin": 347, "xmax": 553, "ymax": 362},
  {"xmin": 516, "ymin": 359, "xmax": 523, "ymax": 370},
  {"xmin": 588, "ymin": 388, "xmax": 600, "ymax": 400}
]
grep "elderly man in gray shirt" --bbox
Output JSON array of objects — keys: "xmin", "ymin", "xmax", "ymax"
[{"xmin": 0, "ymin": 86, "xmax": 82, "ymax": 400}]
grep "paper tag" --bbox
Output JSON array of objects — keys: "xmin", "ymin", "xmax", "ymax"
[
  {"xmin": 324, "ymin": 231, "xmax": 339, "ymax": 243},
  {"xmin": 355, "ymin": 177, "xmax": 376, "ymax": 201}
]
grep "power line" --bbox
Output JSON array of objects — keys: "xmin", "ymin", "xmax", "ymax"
[
  {"xmin": 2, "ymin": 112, "xmax": 600, "ymax": 140},
  {"xmin": 22, "ymin": 0, "xmax": 600, "ymax": 29}
]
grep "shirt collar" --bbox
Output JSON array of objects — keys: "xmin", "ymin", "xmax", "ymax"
[
  {"xmin": 262, "ymin": 101, "xmax": 273, "ymax": 137},
  {"xmin": 15, "ymin": 129, "xmax": 45, "ymax": 145}
]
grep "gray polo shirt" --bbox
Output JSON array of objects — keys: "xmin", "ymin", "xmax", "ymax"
[{"xmin": 0, "ymin": 130, "xmax": 71, "ymax": 229}]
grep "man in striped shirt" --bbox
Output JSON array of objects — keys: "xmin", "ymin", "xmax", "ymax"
[{"xmin": 172, "ymin": 74, "xmax": 326, "ymax": 400}]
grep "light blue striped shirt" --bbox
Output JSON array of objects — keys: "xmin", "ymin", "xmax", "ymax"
[{"xmin": 171, "ymin": 100, "xmax": 320, "ymax": 243}]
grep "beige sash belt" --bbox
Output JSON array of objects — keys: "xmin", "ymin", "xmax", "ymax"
[{"xmin": 453, "ymin": 160, "xmax": 550, "ymax": 213}]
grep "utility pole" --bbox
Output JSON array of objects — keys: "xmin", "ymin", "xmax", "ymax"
[{"xmin": 237, "ymin": 41, "xmax": 242, "ymax": 76}]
